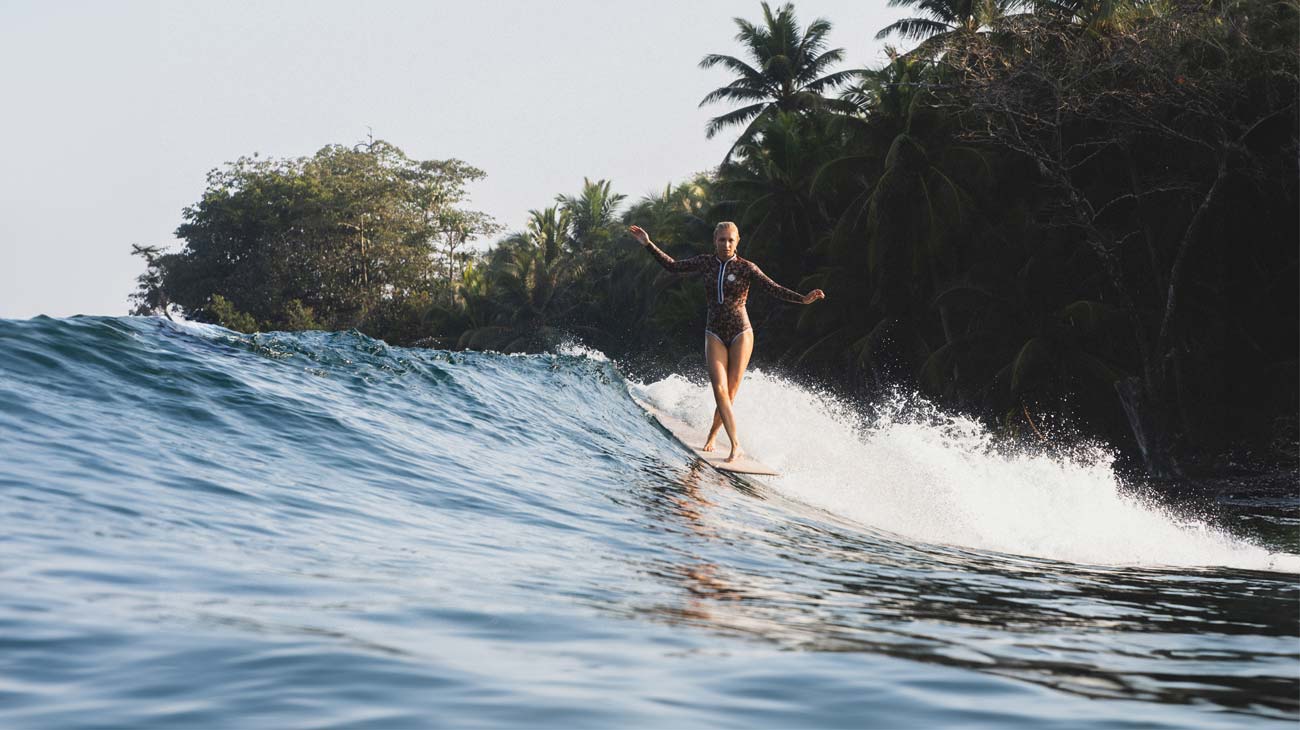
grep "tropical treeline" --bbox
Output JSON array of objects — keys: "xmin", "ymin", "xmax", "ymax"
[
  {"xmin": 130, "ymin": 139, "xmax": 499, "ymax": 343},
  {"xmin": 132, "ymin": 0, "xmax": 1298, "ymax": 476}
]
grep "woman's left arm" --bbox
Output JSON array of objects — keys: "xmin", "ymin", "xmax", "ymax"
[{"xmin": 750, "ymin": 263, "xmax": 825, "ymax": 304}]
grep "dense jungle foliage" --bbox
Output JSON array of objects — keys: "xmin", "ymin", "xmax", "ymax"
[{"xmin": 131, "ymin": 0, "xmax": 1298, "ymax": 477}]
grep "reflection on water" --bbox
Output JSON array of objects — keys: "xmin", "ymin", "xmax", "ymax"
[{"xmin": 622, "ymin": 459, "xmax": 1299, "ymax": 720}]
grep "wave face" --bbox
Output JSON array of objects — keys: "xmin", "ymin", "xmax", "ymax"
[{"xmin": 1, "ymin": 316, "xmax": 1296, "ymax": 729}]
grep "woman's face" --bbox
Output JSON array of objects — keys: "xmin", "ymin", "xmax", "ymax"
[{"xmin": 714, "ymin": 226, "xmax": 739, "ymax": 259}]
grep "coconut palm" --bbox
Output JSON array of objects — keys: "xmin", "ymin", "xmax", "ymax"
[
  {"xmin": 556, "ymin": 178, "xmax": 626, "ymax": 257},
  {"xmin": 623, "ymin": 176, "xmax": 715, "ymax": 249},
  {"xmin": 920, "ymin": 244, "xmax": 1127, "ymax": 424},
  {"xmin": 714, "ymin": 111, "xmax": 833, "ymax": 277},
  {"xmin": 874, "ymin": 0, "xmax": 1019, "ymax": 59},
  {"xmin": 456, "ymin": 206, "xmax": 579, "ymax": 351},
  {"xmin": 1029, "ymin": 0, "xmax": 1141, "ymax": 32},
  {"xmin": 602, "ymin": 177, "xmax": 720, "ymax": 358},
  {"xmin": 838, "ymin": 48, "xmax": 931, "ymax": 121},
  {"xmin": 699, "ymin": 2, "xmax": 857, "ymax": 157}
]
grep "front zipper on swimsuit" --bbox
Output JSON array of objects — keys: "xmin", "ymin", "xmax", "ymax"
[{"xmin": 716, "ymin": 256, "xmax": 734, "ymax": 303}]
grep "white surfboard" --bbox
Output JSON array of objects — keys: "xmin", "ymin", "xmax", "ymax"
[{"xmin": 632, "ymin": 394, "xmax": 780, "ymax": 476}]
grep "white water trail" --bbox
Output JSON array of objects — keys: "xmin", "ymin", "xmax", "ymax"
[{"xmin": 636, "ymin": 371, "xmax": 1299, "ymax": 572}]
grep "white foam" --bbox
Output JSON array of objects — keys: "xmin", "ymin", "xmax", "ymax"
[
  {"xmin": 636, "ymin": 372, "xmax": 1299, "ymax": 572},
  {"xmin": 553, "ymin": 338, "xmax": 609, "ymax": 362},
  {"xmin": 157, "ymin": 315, "xmax": 237, "ymax": 338}
]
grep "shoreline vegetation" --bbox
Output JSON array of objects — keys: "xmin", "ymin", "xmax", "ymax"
[{"xmin": 129, "ymin": 0, "xmax": 1298, "ymax": 481}]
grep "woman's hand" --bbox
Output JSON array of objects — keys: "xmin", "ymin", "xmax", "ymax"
[
  {"xmin": 802, "ymin": 289, "xmax": 826, "ymax": 305},
  {"xmin": 628, "ymin": 225, "xmax": 651, "ymax": 246}
]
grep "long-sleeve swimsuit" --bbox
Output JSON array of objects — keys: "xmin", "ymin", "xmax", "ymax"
[{"xmin": 643, "ymin": 241, "xmax": 805, "ymax": 346}]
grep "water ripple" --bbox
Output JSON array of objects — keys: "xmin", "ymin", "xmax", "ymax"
[{"xmin": 0, "ymin": 315, "xmax": 1294, "ymax": 728}]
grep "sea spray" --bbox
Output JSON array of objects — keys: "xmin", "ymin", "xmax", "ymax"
[{"xmin": 634, "ymin": 370, "xmax": 1298, "ymax": 571}]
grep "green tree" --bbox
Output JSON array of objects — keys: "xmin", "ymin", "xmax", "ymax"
[
  {"xmin": 699, "ymin": 1, "xmax": 856, "ymax": 157},
  {"xmin": 136, "ymin": 139, "xmax": 495, "ymax": 341},
  {"xmin": 207, "ymin": 294, "xmax": 259, "ymax": 333},
  {"xmin": 875, "ymin": 0, "xmax": 1018, "ymax": 59},
  {"xmin": 714, "ymin": 111, "xmax": 834, "ymax": 292},
  {"xmin": 281, "ymin": 299, "xmax": 323, "ymax": 330},
  {"xmin": 128, "ymin": 244, "xmax": 176, "ymax": 320},
  {"xmin": 557, "ymin": 178, "xmax": 626, "ymax": 258},
  {"xmin": 935, "ymin": 0, "xmax": 1299, "ymax": 473},
  {"xmin": 1029, "ymin": 0, "xmax": 1139, "ymax": 33},
  {"xmin": 458, "ymin": 206, "xmax": 579, "ymax": 351}
]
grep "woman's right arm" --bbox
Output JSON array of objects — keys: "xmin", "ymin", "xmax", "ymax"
[{"xmin": 629, "ymin": 226, "xmax": 705, "ymax": 274}]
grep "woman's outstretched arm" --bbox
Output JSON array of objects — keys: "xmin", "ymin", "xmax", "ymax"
[
  {"xmin": 749, "ymin": 262, "xmax": 826, "ymax": 305},
  {"xmin": 628, "ymin": 225, "xmax": 707, "ymax": 274}
]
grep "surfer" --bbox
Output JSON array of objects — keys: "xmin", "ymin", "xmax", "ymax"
[{"xmin": 628, "ymin": 222, "xmax": 825, "ymax": 463}]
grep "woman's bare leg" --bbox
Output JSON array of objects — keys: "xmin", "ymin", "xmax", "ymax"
[
  {"xmin": 704, "ymin": 330, "xmax": 754, "ymax": 454},
  {"xmin": 703, "ymin": 334, "xmax": 743, "ymax": 461}
]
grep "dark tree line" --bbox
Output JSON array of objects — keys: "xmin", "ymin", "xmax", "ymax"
[{"xmin": 132, "ymin": 0, "xmax": 1298, "ymax": 477}]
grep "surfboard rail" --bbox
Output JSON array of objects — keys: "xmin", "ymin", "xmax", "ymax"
[{"xmin": 631, "ymin": 394, "xmax": 779, "ymax": 476}]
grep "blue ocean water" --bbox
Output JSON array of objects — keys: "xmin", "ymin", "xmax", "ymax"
[{"xmin": 0, "ymin": 315, "xmax": 1295, "ymax": 729}]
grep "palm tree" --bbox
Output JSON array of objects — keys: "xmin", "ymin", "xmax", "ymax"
[
  {"xmin": 612, "ymin": 178, "xmax": 719, "ymax": 357},
  {"xmin": 622, "ymin": 176, "xmax": 715, "ymax": 249},
  {"xmin": 699, "ymin": 1, "xmax": 857, "ymax": 157},
  {"xmin": 919, "ymin": 248, "xmax": 1127, "ymax": 428},
  {"xmin": 874, "ymin": 0, "xmax": 1018, "ymax": 59},
  {"xmin": 714, "ymin": 111, "xmax": 832, "ymax": 277},
  {"xmin": 838, "ymin": 48, "xmax": 931, "ymax": 121},
  {"xmin": 556, "ymin": 178, "xmax": 626, "ymax": 257},
  {"xmin": 512, "ymin": 206, "xmax": 572, "ymax": 319},
  {"xmin": 1029, "ymin": 0, "xmax": 1142, "ymax": 33},
  {"xmin": 456, "ymin": 206, "xmax": 578, "ymax": 352}
]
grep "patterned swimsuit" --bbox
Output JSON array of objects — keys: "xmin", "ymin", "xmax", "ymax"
[{"xmin": 644, "ymin": 242, "xmax": 806, "ymax": 346}]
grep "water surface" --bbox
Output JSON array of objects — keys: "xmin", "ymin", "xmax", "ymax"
[{"xmin": 0, "ymin": 316, "xmax": 1295, "ymax": 728}]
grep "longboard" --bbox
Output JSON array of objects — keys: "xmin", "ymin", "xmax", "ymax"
[{"xmin": 632, "ymin": 394, "xmax": 780, "ymax": 476}]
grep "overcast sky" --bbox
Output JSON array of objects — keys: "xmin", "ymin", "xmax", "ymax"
[{"xmin": 0, "ymin": 0, "xmax": 909, "ymax": 318}]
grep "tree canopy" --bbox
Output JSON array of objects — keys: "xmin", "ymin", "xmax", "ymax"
[
  {"xmin": 132, "ymin": 0, "xmax": 1298, "ymax": 478},
  {"xmin": 132, "ymin": 140, "xmax": 498, "ymax": 334}
]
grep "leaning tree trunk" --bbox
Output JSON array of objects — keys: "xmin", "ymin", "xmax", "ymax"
[{"xmin": 1114, "ymin": 377, "xmax": 1181, "ymax": 478}]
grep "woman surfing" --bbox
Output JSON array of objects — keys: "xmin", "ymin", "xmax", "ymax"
[{"xmin": 629, "ymin": 222, "xmax": 825, "ymax": 463}]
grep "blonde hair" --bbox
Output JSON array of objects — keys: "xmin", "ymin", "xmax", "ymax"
[{"xmin": 713, "ymin": 221, "xmax": 739, "ymax": 238}]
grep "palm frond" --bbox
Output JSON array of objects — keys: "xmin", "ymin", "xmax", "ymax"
[
  {"xmin": 698, "ymin": 53, "xmax": 764, "ymax": 80},
  {"xmin": 875, "ymin": 17, "xmax": 951, "ymax": 41},
  {"xmin": 800, "ymin": 67, "xmax": 859, "ymax": 93},
  {"xmin": 704, "ymin": 102, "xmax": 768, "ymax": 140},
  {"xmin": 699, "ymin": 83, "xmax": 772, "ymax": 107},
  {"xmin": 796, "ymin": 48, "xmax": 849, "ymax": 84}
]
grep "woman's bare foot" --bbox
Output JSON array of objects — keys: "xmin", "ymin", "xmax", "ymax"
[
  {"xmin": 702, "ymin": 437, "xmax": 717, "ymax": 452},
  {"xmin": 725, "ymin": 445, "xmax": 745, "ymax": 463}
]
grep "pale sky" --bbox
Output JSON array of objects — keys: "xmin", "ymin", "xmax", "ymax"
[{"xmin": 0, "ymin": 1, "xmax": 909, "ymax": 318}]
